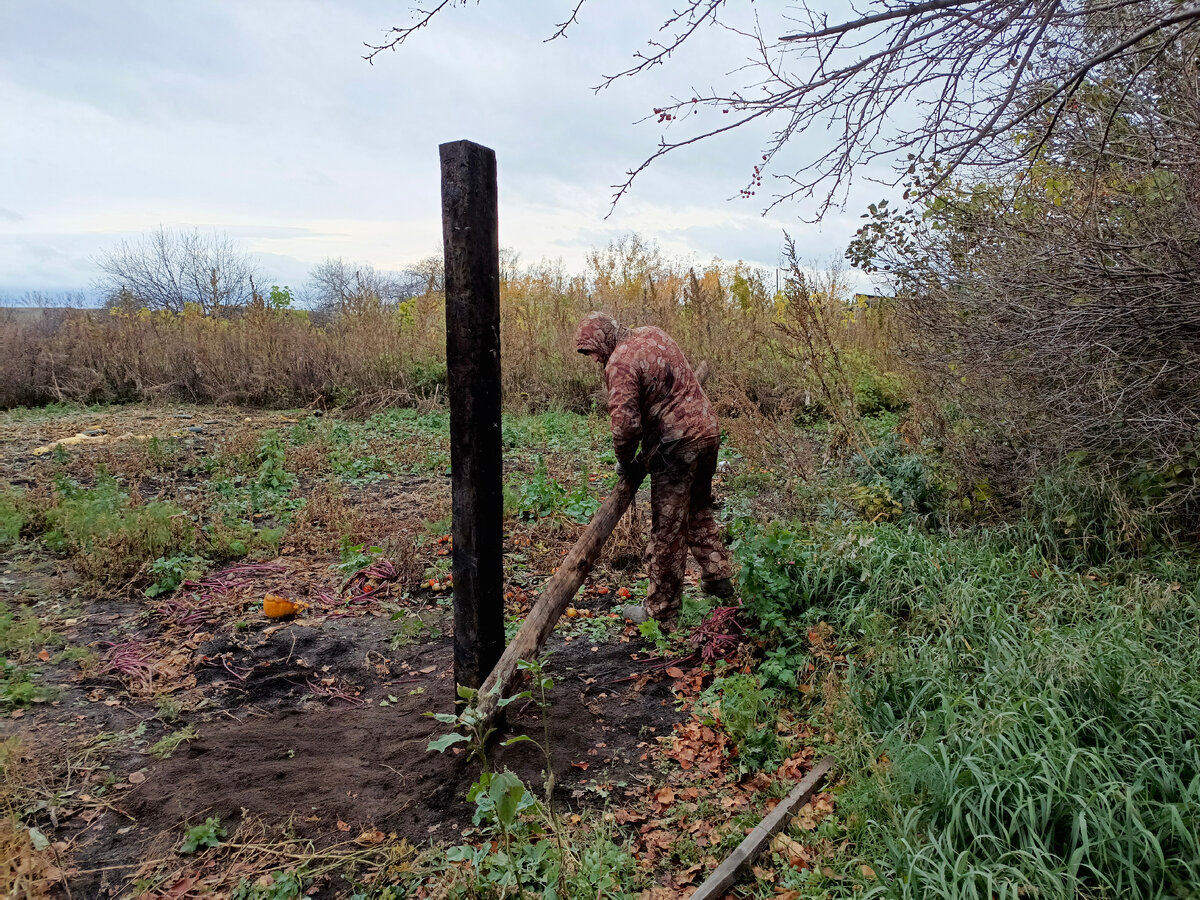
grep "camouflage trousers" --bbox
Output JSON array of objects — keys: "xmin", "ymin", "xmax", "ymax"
[{"xmin": 643, "ymin": 439, "xmax": 732, "ymax": 622}]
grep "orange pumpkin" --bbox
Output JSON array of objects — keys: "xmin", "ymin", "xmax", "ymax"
[{"xmin": 263, "ymin": 594, "xmax": 306, "ymax": 618}]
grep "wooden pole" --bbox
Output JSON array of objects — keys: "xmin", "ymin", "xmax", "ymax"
[
  {"xmin": 441, "ymin": 140, "xmax": 505, "ymax": 694},
  {"xmin": 474, "ymin": 472, "xmax": 643, "ymax": 728},
  {"xmin": 689, "ymin": 756, "xmax": 836, "ymax": 900}
]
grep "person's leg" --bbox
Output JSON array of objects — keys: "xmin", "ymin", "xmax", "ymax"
[
  {"xmin": 644, "ymin": 451, "xmax": 693, "ymax": 622},
  {"xmin": 687, "ymin": 442, "xmax": 734, "ymax": 597}
]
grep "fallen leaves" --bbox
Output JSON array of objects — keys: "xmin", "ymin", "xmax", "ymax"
[
  {"xmin": 792, "ymin": 792, "xmax": 836, "ymax": 831},
  {"xmin": 664, "ymin": 720, "xmax": 727, "ymax": 775},
  {"xmin": 771, "ymin": 832, "xmax": 811, "ymax": 868}
]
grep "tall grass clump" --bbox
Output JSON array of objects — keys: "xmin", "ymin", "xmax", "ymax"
[
  {"xmin": 736, "ymin": 522, "xmax": 1200, "ymax": 898},
  {"xmin": 0, "ymin": 236, "xmax": 904, "ymax": 425}
]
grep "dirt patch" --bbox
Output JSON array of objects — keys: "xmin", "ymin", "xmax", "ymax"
[{"xmin": 64, "ymin": 632, "xmax": 680, "ymax": 898}]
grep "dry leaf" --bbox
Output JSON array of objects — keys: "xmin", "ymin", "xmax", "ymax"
[
  {"xmin": 419, "ymin": 665, "xmax": 437, "ymax": 674},
  {"xmin": 355, "ymin": 829, "xmax": 386, "ymax": 845},
  {"xmin": 665, "ymin": 666, "xmax": 685, "ymax": 678},
  {"xmin": 337, "ymin": 819, "xmax": 351, "ymax": 832},
  {"xmin": 771, "ymin": 832, "xmax": 809, "ymax": 868}
]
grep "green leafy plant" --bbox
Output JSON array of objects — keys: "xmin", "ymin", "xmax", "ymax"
[
  {"xmin": 144, "ymin": 553, "xmax": 208, "ymax": 598},
  {"xmin": 514, "ymin": 456, "xmax": 566, "ymax": 519},
  {"xmin": 637, "ymin": 618, "xmax": 672, "ymax": 655},
  {"xmin": 561, "ymin": 477, "xmax": 601, "ymax": 524},
  {"xmin": 149, "ymin": 725, "xmax": 200, "ymax": 759},
  {"xmin": 699, "ymin": 673, "xmax": 783, "ymax": 773},
  {"xmin": 231, "ymin": 870, "xmax": 304, "ymax": 900},
  {"xmin": 43, "ymin": 470, "xmax": 194, "ymax": 581},
  {"xmin": 0, "ymin": 489, "xmax": 28, "ymax": 545},
  {"xmin": 426, "ymin": 683, "xmax": 498, "ymax": 767},
  {"xmin": 179, "ymin": 816, "xmax": 225, "ymax": 854},
  {"xmin": 332, "ymin": 538, "xmax": 383, "ymax": 577}
]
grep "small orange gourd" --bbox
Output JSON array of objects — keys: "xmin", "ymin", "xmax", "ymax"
[{"xmin": 263, "ymin": 594, "xmax": 307, "ymax": 618}]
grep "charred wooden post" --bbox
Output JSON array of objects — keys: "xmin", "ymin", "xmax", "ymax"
[{"xmin": 441, "ymin": 140, "xmax": 505, "ymax": 695}]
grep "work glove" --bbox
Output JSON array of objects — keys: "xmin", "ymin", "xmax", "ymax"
[{"xmin": 615, "ymin": 456, "xmax": 646, "ymax": 486}]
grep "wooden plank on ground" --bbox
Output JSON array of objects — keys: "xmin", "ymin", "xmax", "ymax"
[{"xmin": 689, "ymin": 755, "xmax": 836, "ymax": 900}]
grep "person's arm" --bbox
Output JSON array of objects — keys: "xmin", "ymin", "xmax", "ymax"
[{"xmin": 605, "ymin": 356, "xmax": 642, "ymax": 469}]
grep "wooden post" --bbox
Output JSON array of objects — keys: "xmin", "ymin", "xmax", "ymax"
[
  {"xmin": 473, "ymin": 472, "xmax": 643, "ymax": 729},
  {"xmin": 441, "ymin": 140, "xmax": 505, "ymax": 694}
]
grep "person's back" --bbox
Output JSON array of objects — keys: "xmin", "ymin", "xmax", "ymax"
[{"xmin": 605, "ymin": 325, "xmax": 720, "ymax": 463}]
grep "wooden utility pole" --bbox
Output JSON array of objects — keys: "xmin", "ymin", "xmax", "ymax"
[{"xmin": 441, "ymin": 140, "xmax": 505, "ymax": 694}]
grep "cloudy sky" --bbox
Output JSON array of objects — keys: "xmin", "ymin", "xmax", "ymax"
[{"xmin": 1, "ymin": 1, "xmax": 890, "ymax": 299}]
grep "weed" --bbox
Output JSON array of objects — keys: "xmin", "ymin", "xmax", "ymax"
[
  {"xmin": 389, "ymin": 613, "xmax": 439, "ymax": 649},
  {"xmin": 179, "ymin": 816, "xmax": 225, "ymax": 854},
  {"xmin": 0, "ymin": 489, "xmax": 28, "ymax": 545},
  {"xmin": 513, "ymin": 456, "xmax": 566, "ymax": 519},
  {"xmin": 736, "ymin": 518, "xmax": 1200, "ymax": 897},
  {"xmin": 0, "ymin": 607, "xmax": 58, "ymax": 662},
  {"xmin": 851, "ymin": 434, "xmax": 950, "ymax": 527},
  {"xmin": 43, "ymin": 470, "xmax": 194, "ymax": 582},
  {"xmin": 156, "ymin": 697, "xmax": 181, "ymax": 723},
  {"xmin": 231, "ymin": 870, "xmax": 305, "ymax": 900},
  {"xmin": 561, "ymin": 476, "xmax": 601, "ymax": 524},
  {"xmin": 332, "ymin": 538, "xmax": 383, "ymax": 578},
  {"xmin": 0, "ymin": 662, "xmax": 51, "ymax": 710},
  {"xmin": 149, "ymin": 725, "xmax": 200, "ymax": 759},
  {"xmin": 144, "ymin": 553, "xmax": 208, "ymax": 597},
  {"xmin": 698, "ymin": 673, "xmax": 783, "ymax": 773},
  {"xmin": 204, "ymin": 517, "xmax": 285, "ymax": 561},
  {"xmin": 636, "ymin": 618, "xmax": 672, "ymax": 655}
]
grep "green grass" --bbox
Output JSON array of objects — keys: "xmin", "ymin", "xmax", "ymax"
[
  {"xmin": 0, "ymin": 607, "xmax": 62, "ymax": 710},
  {"xmin": 0, "ymin": 401, "xmax": 107, "ymax": 424},
  {"xmin": 0, "ymin": 488, "xmax": 28, "ymax": 545},
  {"xmin": 734, "ymin": 521, "xmax": 1200, "ymax": 898},
  {"xmin": 42, "ymin": 470, "xmax": 194, "ymax": 581}
]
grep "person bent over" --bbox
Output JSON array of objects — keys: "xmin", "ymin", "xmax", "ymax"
[{"xmin": 574, "ymin": 311, "xmax": 734, "ymax": 623}]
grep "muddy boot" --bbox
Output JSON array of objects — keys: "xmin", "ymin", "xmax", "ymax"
[{"xmin": 701, "ymin": 577, "xmax": 736, "ymax": 599}]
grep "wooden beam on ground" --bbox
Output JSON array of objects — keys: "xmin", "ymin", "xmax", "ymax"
[
  {"xmin": 441, "ymin": 139, "xmax": 505, "ymax": 695},
  {"xmin": 689, "ymin": 755, "xmax": 836, "ymax": 900}
]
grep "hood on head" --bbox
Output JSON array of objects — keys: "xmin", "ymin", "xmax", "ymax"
[{"xmin": 574, "ymin": 312, "xmax": 629, "ymax": 364}]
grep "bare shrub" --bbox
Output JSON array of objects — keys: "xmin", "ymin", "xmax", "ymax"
[{"xmin": 97, "ymin": 227, "xmax": 261, "ymax": 315}]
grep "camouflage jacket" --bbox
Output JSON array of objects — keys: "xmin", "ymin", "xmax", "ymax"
[{"xmin": 575, "ymin": 313, "xmax": 719, "ymax": 465}]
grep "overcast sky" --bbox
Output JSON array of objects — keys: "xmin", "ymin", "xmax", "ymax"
[{"xmin": 1, "ymin": 1, "xmax": 890, "ymax": 299}]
